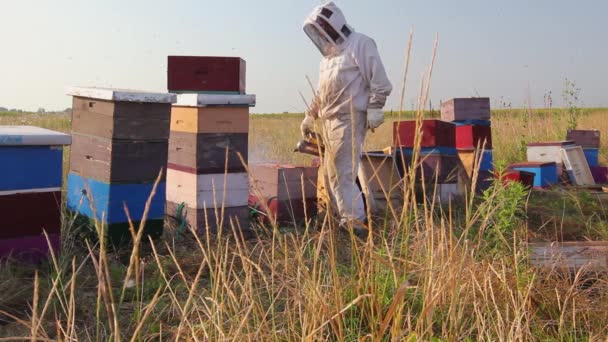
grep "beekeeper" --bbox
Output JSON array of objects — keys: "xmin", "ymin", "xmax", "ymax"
[{"xmin": 300, "ymin": 2, "xmax": 392, "ymax": 236}]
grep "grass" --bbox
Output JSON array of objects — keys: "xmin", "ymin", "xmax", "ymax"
[{"xmin": 1, "ymin": 107, "xmax": 608, "ymax": 340}]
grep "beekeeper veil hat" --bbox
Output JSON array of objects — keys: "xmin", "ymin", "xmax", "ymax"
[{"xmin": 303, "ymin": 2, "xmax": 354, "ymax": 56}]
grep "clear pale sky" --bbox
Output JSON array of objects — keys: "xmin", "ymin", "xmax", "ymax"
[{"xmin": 1, "ymin": 0, "xmax": 606, "ymax": 113}]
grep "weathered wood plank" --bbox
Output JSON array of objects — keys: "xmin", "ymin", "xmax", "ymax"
[{"xmin": 529, "ymin": 241, "xmax": 608, "ymax": 271}]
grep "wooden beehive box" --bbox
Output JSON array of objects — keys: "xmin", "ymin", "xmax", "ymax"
[
  {"xmin": 166, "ymin": 170, "xmax": 249, "ymax": 209},
  {"xmin": 249, "ymin": 164, "xmax": 318, "ymax": 201},
  {"xmin": 566, "ymin": 129, "xmax": 600, "ymax": 149},
  {"xmin": 0, "ymin": 126, "xmax": 70, "ymax": 261},
  {"xmin": 66, "ymin": 173, "xmax": 166, "ymax": 243},
  {"xmin": 69, "ymin": 88, "xmax": 173, "ymax": 140},
  {"xmin": 168, "ymin": 131, "xmax": 248, "ymax": 174},
  {"xmin": 165, "ymin": 170, "xmax": 249, "ymax": 231},
  {"xmin": 167, "ymin": 94, "xmax": 255, "ymax": 174},
  {"xmin": 65, "ymin": 87, "xmax": 176, "ymax": 243},
  {"xmin": 529, "ymin": 241, "xmax": 608, "ymax": 272},
  {"xmin": 357, "ymin": 152, "xmax": 404, "ymax": 213},
  {"xmin": 170, "ymin": 106, "xmax": 249, "ymax": 134},
  {"xmin": 393, "ymin": 120, "xmax": 456, "ymax": 148},
  {"xmin": 167, "ymin": 56, "xmax": 246, "ymax": 93},
  {"xmin": 527, "ymin": 141, "xmax": 575, "ymax": 164},
  {"xmin": 510, "ymin": 162, "xmax": 558, "ymax": 188},
  {"xmin": 396, "ymin": 151, "xmax": 461, "ymax": 184},
  {"xmin": 454, "ymin": 124, "xmax": 492, "ymax": 149},
  {"xmin": 70, "ymin": 134, "xmax": 168, "ymax": 183},
  {"xmin": 441, "ymin": 98, "xmax": 491, "ymax": 122}
]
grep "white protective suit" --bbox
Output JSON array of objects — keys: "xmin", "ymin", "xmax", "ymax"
[{"xmin": 302, "ymin": 2, "xmax": 392, "ymax": 226}]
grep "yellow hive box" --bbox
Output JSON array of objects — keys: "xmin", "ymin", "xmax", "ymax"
[{"xmin": 170, "ymin": 106, "xmax": 249, "ymax": 134}]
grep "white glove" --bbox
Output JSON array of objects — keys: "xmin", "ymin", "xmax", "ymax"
[
  {"xmin": 300, "ymin": 115, "xmax": 315, "ymax": 138},
  {"xmin": 367, "ymin": 108, "xmax": 384, "ymax": 130}
]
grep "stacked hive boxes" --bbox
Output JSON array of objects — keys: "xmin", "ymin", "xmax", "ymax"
[
  {"xmin": 0, "ymin": 126, "xmax": 70, "ymax": 261},
  {"xmin": 66, "ymin": 87, "xmax": 175, "ymax": 244},
  {"xmin": 165, "ymin": 56, "xmax": 256, "ymax": 232},
  {"xmin": 567, "ymin": 130, "xmax": 606, "ymax": 183},
  {"xmin": 441, "ymin": 98, "xmax": 493, "ymax": 193},
  {"xmin": 249, "ymin": 164, "xmax": 318, "ymax": 225},
  {"xmin": 393, "ymin": 119, "xmax": 461, "ymax": 203}
]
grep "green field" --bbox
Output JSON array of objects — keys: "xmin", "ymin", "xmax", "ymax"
[{"xmin": 1, "ymin": 109, "xmax": 608, "ymax": 340}]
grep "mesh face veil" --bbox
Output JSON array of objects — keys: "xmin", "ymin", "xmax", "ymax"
[
  {"xmin": 303, "ymin": 24, "xmax": 336, "ymax": 56},
  {"xmin": 303, "ymin": 2, "xmax": 353, "ymax": 57}
]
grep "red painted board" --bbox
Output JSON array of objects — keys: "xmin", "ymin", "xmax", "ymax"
[
  {"xmin": 393, "ymin": 120, "xmax": 456, "ymax": 148},
  {"xmin": 455, "ymin": 125, "xmax": 492, "ymax": 149},
  {"xmin": 167, "ymin": 56, "xmax": 246, "ymax": 93},
  {"xmin": 0, "ymin": 233, "xmax": 60, "ymax": 263},
  {"xmin": 0, "ymin": 191, "xmax": 61, "ymax": 239},
  {"xmin": 498, "ymin": 170, "xmax": 535, "ymax": 188}
]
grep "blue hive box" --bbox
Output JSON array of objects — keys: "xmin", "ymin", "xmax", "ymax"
[
  {"xmin": 66, "ymin": 172, "xmax": 166, "ymax": 243},
  {"xmin": 510, "ymin": 162, "xmax": 558, "ymax": 188},
  {"xmin": 583, "ymin": 148, "xmax": 599, "ymax": 168}
]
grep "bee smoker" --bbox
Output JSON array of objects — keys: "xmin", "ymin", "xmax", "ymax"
[{"xmin": 294, "ymin": 130, "xmax": 324, "ymax": 156}]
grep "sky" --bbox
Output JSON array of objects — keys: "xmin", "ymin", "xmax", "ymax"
[{"xmin": 1, "ymin": 0, "xmax": 606, "ymax": 113}]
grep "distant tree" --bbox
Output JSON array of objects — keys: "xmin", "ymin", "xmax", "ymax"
[
  {"xmin": 37, "ymin": 107, "xmax": 45, "ymax": 113},
  {"xmin": 0, "ymin": 107, "xmax": 7, "ymax": 112},
  {"xmin": 64, "ymin": 107, "xmax": 72, "ymax": 113}
]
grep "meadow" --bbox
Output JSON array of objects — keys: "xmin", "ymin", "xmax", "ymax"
[{"xmin": 1, "ymin": 108, "xmax": 608, "ymax": 341}]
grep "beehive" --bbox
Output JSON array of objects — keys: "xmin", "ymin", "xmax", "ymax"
[
  {"xmin": 0, "ymin": 126, "xmax": 70, "ymax": 261},
  {"xmin": 165, "ymin": 93, "xmax": 255, "ymax": 232},
  {"xmin": 65, "ymin": 87, "xmax": 175, "ymax": 244}
]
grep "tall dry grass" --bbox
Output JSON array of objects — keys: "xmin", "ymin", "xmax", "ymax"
[{"xmin": 2, "ymin": 42, "xmax": 608, "ymax": 341}]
